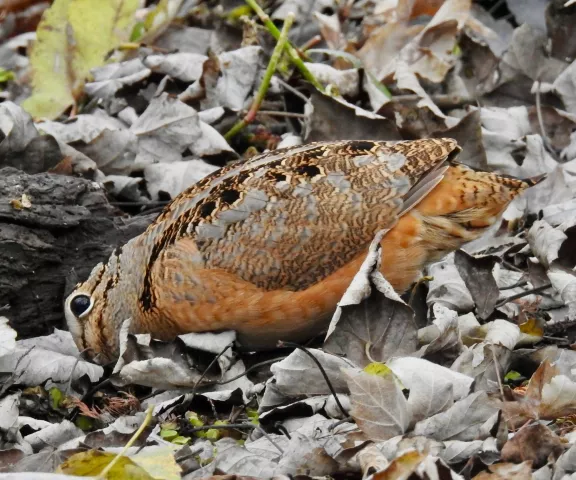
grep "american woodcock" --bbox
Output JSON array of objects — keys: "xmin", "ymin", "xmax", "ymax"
[{"xmin": 64, "ymin": 138, "xmax": 539, "ymax": 364}]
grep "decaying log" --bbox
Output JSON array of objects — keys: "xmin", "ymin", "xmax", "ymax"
[{"xmin": 0, "ymin": 167, "xmax": 156, "ymax": 339}]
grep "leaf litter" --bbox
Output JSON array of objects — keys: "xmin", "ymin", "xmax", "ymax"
[{"xmin": 5, "ymin": 0, "xmax": 576, "ymax": 478}]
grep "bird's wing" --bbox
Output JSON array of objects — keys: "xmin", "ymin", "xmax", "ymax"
[{"xmin": 143, "ymin": 138, "xmax": 460, "ymax": 293}]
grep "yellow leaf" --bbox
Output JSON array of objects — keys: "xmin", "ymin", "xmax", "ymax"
[
  {"xmin": 22, "ymin": 0, "xmax": 138, "ymax": 120},
  {"xmin": 131, "ymin": 446, "xmax": 182, "ymax": 480},
  {"xmin": 57, "ymin": 450, "xmax": 155, "ymax": 479},
  {"xmin": 68, "ymin": 0, "xmax": 139, "ymax": 81},
  {"xmin": 363, "ymin": 362, "xmax": 391, "ymax": 377},
  {"xmin": 519, "ymin": 317, "xmax": 544, "ymax": 338},
  {"xmin": 21, "ymin": 0, "xmax": 74, "ymax": 120}
]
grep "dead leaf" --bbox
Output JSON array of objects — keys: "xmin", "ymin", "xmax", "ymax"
[
  {"xmin": 387, "ymin": 356, "xmax": 474, "ymax": 425},
  {"xmin": 324, "ymin": 230, "xmax": 418, "ymax": 367},
  {"xmin": 432, "ymin": 110, "xmax": 488, "ymax": 170},
  {"xmin": 500, "ymin": 422, "xmax": 564, "ymax": 468},
  {"xmin": 413, "ymin": 391, "xmax": 499, "ymax": 441},
  {"xmin": 472, "ymin": 461, "xmax": 533, "ymax": 479},
  {"xmin": 270, "ymin": 348, "xmax": 354, "ymax": 396},
  {"xmin": 130, "ymin": 93, "xmax": 203, "ymax": 167},
  {"xmin": 343, "ymin": 366, "xmax": 410, "ymax": 441},
  {"xmin": 199, "ymin": 46, "xmax": 263, "ymax": 112},
  {"xmin": 144, "ymin": 159, "xmax": 219, "ymax": 201},
  {"xmin": 417, "ymin": 303, "xmax": 462, "ymax": 357},
  {"xmin": 426, "ymin": 253, "xmax": 475, "ymax": 312},
  {"xmin": 454, "ymin": 250, "xmax": 500, "ymax": 320},
  {"xmin": 451, "ymin": 342, "xmax": 512, "ymax": 393},
  {"xmin": 304, "ymin": 92, "xmax": 401, "ymax": 142}
]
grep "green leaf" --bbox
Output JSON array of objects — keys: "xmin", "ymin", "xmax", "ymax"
[
  {"xmin": 160, "ymin": 429, "xmax": 178, "ymax": 441},
  {"xmin": 172, "ymin": 436, "xmax": 191, "ymax": 445},
  {"xmin": 246, "ymin": 408, "xmax": 259, "ymax": 425},
  {"xmin": 22, "ymin": 0, "xmax": 138, "ymax": 120},
  {"xmin": 504, "ymin": 370, "xmax": 522, "ymax": 382},
  {"xmin": 130, "ymin": 22, "xmax": 146, "ymax": 42},
  {"xmin": 0, "ymin": 68, "xmax": 15, "ymax": 83},
  {"xmin": 75, "ymin": 415, "xmax": 94, "ymax": 431},
  {"xmin": 49, "ymin": 387, "xmax": 63, "ymax": 410}
]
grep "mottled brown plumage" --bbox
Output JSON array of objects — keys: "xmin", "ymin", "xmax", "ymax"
[{"xmin": 64, "ymin": 138, "xmax": 537, "ymax": 364}]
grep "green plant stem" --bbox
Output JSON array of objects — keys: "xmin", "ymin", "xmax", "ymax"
[
  {"xmin": 245, "ymin": 0, "xmax": 323, "ymax": 92},
  {"xmin": 225, "ymin": 12, "xmax": 295, "ymax": 140},
  {"xmin": 97, "ymin": 405, "xmax": 154, "ymax": 479}
]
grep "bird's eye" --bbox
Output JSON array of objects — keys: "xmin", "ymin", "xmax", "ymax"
[{"xmin": 70, "ymin": 294, "xmax": 93, "ymax": 318}]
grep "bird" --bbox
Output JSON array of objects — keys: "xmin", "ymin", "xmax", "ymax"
[{"xmin": 64, "ymin": 138, "xmax": 539, "ymax": 364}]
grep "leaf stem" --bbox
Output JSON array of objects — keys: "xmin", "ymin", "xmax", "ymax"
[
  {"xmin": 245, "ymin": 0, "xmax": 323, "ymax": 91},
  {"xmin": 225, "ymin": 12, "xmax": 295, "ymax": 140},
  {"xmin": 97, "ymin": 405, "xmax": 154, "ymax": 479}
]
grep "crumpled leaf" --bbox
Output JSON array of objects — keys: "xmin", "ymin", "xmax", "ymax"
[
  {"xmin": 554, "ymin": 59, "xmax": 576, "ymax": 116},
  {"xmin": 0, "ymin": 329, "xmax": 103, "ymax": 389},
  {"xmin": 413, "ymin": 391, "xmax": 499, "ymax": 441},
  {"xmin": 270, "ymin": 348, "xmax": 354, "ymax": 396},
  {"xmin": 130, "ymin": 93, "xmax": 203, "ymax": 167},
  {"xmin": 212, "ymin": 437, "xmax": 277, "ymax": 477},
  {"xmin": 324, "ymin": 230, "xmax": 418, "ymax": 367},
  {"xmin": 144, "ymin": 159, "xmax": 219, "ymax": 201},
  {"xmin": 371, "ymin": 450, "xmax": 464, "ymax": 480},
  {"xmin": 22, "ymin": 0, "xmax": 139, "ymax": 119},
  {"xmin": 417, "ymin": 303, "xmax": 462, "ymax": 357},
  {"xmin": 499, "ymin": 23, "xmax": 566, "ymax": 85},
  {"xmin": 432, "ymin": 110, "xmax": 488, "ymax": 170},
  {"xmin": 274, "ymin": 432, "xmax": 339, "ymax": 476},
  {"xmin": 0, "ymin": 102, "xmax": 38, "ymax": 155},
  {"xmin": 547, "ymin": 263, "xmax": 576, "ymax": 320},
  {"xmin": 527, "ymin": 219, "xmax": 570, "ymax": 269},
  {"xmin": 343, "ymin": 366, "xmax": 410, "ymax": 441},
  {"xmin": 376, "ymin": 0, "xmax": 471, "ymax": 84},
  {"xmin": 305, "ymin": 64, "xmax": 359, "ymax": 97},
  {"xmin": 387, "ymin": 356, "xmax": 474, "ymax": 424},
  {"xmin": 110, "ymin": 323, "xmax": 249, "ymax": 393},
  {"xmin": 84, "ymin": 58, "xmax": 151, "ymax": 100},
  {"xmin": 473, "ymin": 461, "xmax": 533, "ymax": 480},
  {"xmin": 552, "ymin": 441, "xmax": 576, "ymax": 479},
  {"xmin": 0, "ymin": 317, "xmax": 17, "ymax": 358},
  {"xmin": 25, "ymin": 420, "xmax": 84, "ymax": 452},
  {"xmin": 501, "ymin": 360, "xmax": 576, "ymax": 428},
  {"xmin": 500, "ymin": 423, "xmax": 563, "ymax": 469},
  {"xmin": 0, "ymin": 394, "xmax": 23, "ymax": 450},
  {"xmin": 143, "ymin": 52, "xmax": 208, "ymax": 82},
  {"xmin": 427, "ymin": 253, "xmax": 475, "ymax": 312},
  {"xmin": 479, "ymin": 106, "xmax": 531, "ymax": 175},
  {"xmin": 451, "ymin": 342, "xmax": 512, "ymax": 393},
  {"xmin": 199, "ymin": 46, "xmax": 263, "ymax": 112},
  {"xmin": 303, "ymin": 92, "xmax": 401, "ymax": 142},
  {"xmin": 454, "ymin": 250, "xmax": 500, "ymax": 320}
]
